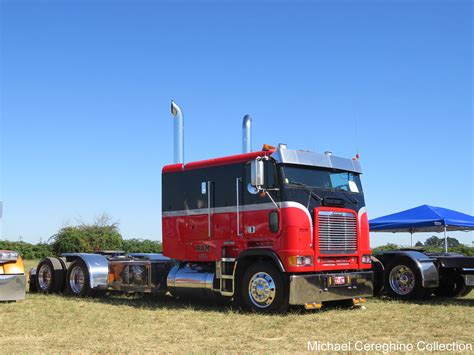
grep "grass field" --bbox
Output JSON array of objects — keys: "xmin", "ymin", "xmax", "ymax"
[{"xmin": 0, "ymin": 260, "xmax": 473, "ymax": 353}]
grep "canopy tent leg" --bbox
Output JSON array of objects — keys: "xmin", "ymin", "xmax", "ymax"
[
  {"xmin": 410, "ymin": 231, "xmax": 413, "ymax": 247},
  {"xmin": 444, "ymin": 225, "xmax": 448, "ymax": 253}
]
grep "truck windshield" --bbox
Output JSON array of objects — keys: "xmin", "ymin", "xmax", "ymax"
[{"xmin": 281, "ymin": 165, "xmax": 363, "ymax": 193}]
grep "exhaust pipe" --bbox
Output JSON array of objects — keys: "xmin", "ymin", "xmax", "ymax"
[
  {"xmin": 242, "ymin": 114, "xmax": 252, "ymax": 154},
  {"xmin": 170, "ymin": 100, "xmax": 184, "ymax": 164}
]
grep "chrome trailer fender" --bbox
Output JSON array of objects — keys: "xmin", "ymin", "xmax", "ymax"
[
  {"xmin": 374, "ymin": 250, "xmax": 439, "ymax": 288},
  {"xmin": 62, "ymin": 253, "xmax": 109, "ymax": 289}
]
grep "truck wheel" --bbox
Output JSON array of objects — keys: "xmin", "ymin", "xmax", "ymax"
[
  {"xmin": 434, "ymin": 274, "xmax": 470, "ymax": 298},
  {"xmin": 239, "ymin": 261, "xmax": 288, "ymax": 313},
  {"xmin": 36, "ymin": 257, "xmax": 66, "ymax": 294},
  {"xmin": 384, "ymin": 257, "xmax": 429, "ymax": 300},
  {"xmin": 66, "ymin": 259, "xmax": 93, "ymax": 297},
  {"xmin": 29, "ymin": 271, "xmax": 37, "ymax": 293},
  {"xmin": 459, "ymin": 287, "xmax": 472, "ymax": 297}
]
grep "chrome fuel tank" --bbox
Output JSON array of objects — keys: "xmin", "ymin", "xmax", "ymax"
[{"xmin": 167, "ymin": 263, "xmax": 216, "ymax": 298}]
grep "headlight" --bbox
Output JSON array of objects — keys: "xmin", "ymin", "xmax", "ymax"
[
  {"xmin": 288, "ymin": 256, "xmax": 313, "ymax": 266},
  {"xmin": 0, "ymin": 251, "xmax": 19, "ymax": 262},
  {"xmin": 362, "ymin": 255, "xmax": 372, "ymax": 264}
]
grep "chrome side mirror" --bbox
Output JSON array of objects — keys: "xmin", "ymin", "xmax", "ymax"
[{"xmin": 250, "ymin": 159, "xmax": 264, "ymax": 188}]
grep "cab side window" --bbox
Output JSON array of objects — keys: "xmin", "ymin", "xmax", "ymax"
[{"xmin": 264, "ymin": 160, "xmax": 277, "ymax": 189}]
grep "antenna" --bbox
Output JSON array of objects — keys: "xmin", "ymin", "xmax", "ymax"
[{"xmin": 355, "ymin": 118, "xmax": 359, "ymax": 156}]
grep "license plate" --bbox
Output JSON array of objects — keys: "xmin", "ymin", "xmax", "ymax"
[{"xmin": 334, "ymin": 276, "xmax": 346, "ymax": 285}]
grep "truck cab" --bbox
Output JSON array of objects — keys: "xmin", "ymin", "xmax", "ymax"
[{"xmin": 162, "ymin": 144, "xmax": 373, "ymax": 312}]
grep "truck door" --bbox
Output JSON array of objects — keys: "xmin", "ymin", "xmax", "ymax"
[{"xmin": 180, "ymin": 175, "xmax": 213, "ymax": 260}]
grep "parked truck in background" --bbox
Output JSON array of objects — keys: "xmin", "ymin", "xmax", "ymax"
[
  {"xmin": 371, "ymin": 249, "xmax": 473, "ymax": 300},
  {"xmin": 29, "ymin": 101, "xmax": 473, "ymax": 312},
  {"xmin": 0, "ymin": 250, "xmax": 26, "ymax": 301}
]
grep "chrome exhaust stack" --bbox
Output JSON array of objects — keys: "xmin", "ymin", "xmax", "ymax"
[
  {"xmin": 242, "ymin": 114, "xmax": 252, "ymax": 153},
  {"xmin": 170, "ymin": 100, "xmax": 184, "ymax": 164}
]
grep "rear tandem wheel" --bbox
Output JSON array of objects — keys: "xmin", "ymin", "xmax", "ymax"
[{"xmin": 35, "ymin": 257, "xmax": 66, "ymax": 294}]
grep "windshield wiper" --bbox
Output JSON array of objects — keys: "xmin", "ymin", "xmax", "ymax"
[{"xmin": 287, "ymin": 180, "xmax": 323, "ymax": 201}]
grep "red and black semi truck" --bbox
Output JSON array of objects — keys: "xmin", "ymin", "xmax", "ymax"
[
  {"xmin": 160, "ymin": 143, "xmax": 373, "ymax": 312},
  {"xmin": 29, "ymin": 101, "xmax": 373, "ymax": 312}
]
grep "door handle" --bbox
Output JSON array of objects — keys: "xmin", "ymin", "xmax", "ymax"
[{"xmin": 236, "ymin": 177, "xmax": 243, "ymax": 236}]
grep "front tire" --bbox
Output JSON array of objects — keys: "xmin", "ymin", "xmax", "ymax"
[
  {"xmin": 239, "ymin": 261, "xmax": 288, "ymax": 313},
  {"xmin": 384, "ymin": 257, "xmax": 430, "ymax": 300}
]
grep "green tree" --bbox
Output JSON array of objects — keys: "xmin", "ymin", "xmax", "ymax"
[
  {"xmin": 372, "ymin": 243, "xmax": 400, "ymax": 254},
  {"xmin": 122, "ymin": 238, "xmax": 162, "ymax": 253},
  {"xmin": 425, "ymin": 236, "xmax": 442, "ymax": 247},
  {"xmin": 424, "ymin": 235, "xmax": 460, "ymax": 249},
  {"xmin": 49, "ymin": 214, "xmax": 123, "ymax": 254},
  {"xmin": 444, "ymin": 237, "xmax": 460, "ymax": 248}
]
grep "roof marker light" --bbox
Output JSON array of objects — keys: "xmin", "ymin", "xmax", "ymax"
[{"xmin": 262, "ymin": 144, "xmax": 275, "ymax": 151}]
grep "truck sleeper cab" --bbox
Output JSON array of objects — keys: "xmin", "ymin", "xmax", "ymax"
[{"xmin": 161, "ymin": 144, "xmax": 373, "ymax": 311}]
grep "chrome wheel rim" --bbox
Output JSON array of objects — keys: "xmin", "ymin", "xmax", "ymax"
[
  {"xmin": 389, "ymin": 265, "xmax": 415, "ymax": 295},
  {"xmin": 38, "ymin": 264, "xmax": 52, "ymax": 291},
  {"xmin": 69, "ymin": 266, "xmax": 85, "ymax": 294},
  {"xmin": 248, "ymin": 272, "xmax": 276, "ymax": 308}
]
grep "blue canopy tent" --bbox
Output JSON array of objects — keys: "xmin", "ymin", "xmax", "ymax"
[{"xmin": 369, "ymin": 205, "xmax": 474, "ymax": 252}]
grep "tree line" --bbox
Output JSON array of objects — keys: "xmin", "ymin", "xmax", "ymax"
[
  {"xmin": 0, "ymin": 216, "xmax": 162, "ymax": 259},
  {"xmin": 373, "ymin": 236, "xmax": 474, "ymax": 256}
]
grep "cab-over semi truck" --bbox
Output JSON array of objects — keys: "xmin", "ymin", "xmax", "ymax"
[
  {"xmin": 29, "ymin": 102, "xmax": 373, "ymax": 312},
  {"xmin": 29, "ymin": 101, "xmax": 473, "ymax": 311}
]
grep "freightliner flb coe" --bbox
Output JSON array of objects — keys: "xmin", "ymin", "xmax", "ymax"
[{"xmin": 29, "ymin": 101, "xmax": 373, "ymax": 312}]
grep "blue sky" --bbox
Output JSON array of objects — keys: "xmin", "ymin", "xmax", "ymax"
[{"xmin": 1, "ymin": 0, "xmax": 472, "ymax": 247}]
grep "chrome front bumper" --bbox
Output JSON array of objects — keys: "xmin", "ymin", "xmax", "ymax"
[
  {"xmin": 0, "ymin": 274, "xmax": 26, "ymax": 301},
  {"xmin": 288, "ymin": 271, "xmax": 373, "ymax": 305}
]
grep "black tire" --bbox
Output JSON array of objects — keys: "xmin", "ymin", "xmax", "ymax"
[
  {"xmin": 459, "ymin": 286, "xmax": 472, "ymax": 298},
  {"xmin": 28, "ymin": 272, "xmax": 37, "ymax": 293},
  {"xmin": 384, "ymin": 257, "xmax": 430, "ymax": 300},
  {"xmin": 238, "ymin": 261, "xmax": 288, "ymax": 313},
  {"xmin": 35, "ymin": 257, "xmax": 66, "ymax": 294},
  {"xmin": 434, "ymin": 273, "xmax": 470, "ymax": 298},
  {"xmin": 66, "ymin": 259, "xmax": 93, "ymax": 297}
]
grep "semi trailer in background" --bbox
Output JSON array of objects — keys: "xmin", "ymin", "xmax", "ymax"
[{"xmin": 28, "ymin": 101, "xmax": 473, "ymax": 312}]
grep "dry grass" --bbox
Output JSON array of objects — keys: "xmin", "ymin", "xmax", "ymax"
[{"xmin": 0, "ymin": 260, "xmax": 472, "ymax": 353}]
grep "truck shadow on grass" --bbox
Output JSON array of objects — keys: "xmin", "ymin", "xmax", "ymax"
[
  {"xmin": 61, "ymin": 293, "xmax": 474, "ymax": 314},
  {"xmin": 83, "ymin": 293, "xmax": 243, "ymax": 314},
  {"xmin": 64, "ymin": 292, "xmax": 309, "ymax": 315}
]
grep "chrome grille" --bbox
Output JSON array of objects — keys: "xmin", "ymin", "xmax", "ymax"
[{"xmin": 318, "ymin": 211, "xmax": 357, "ymax": 254}]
